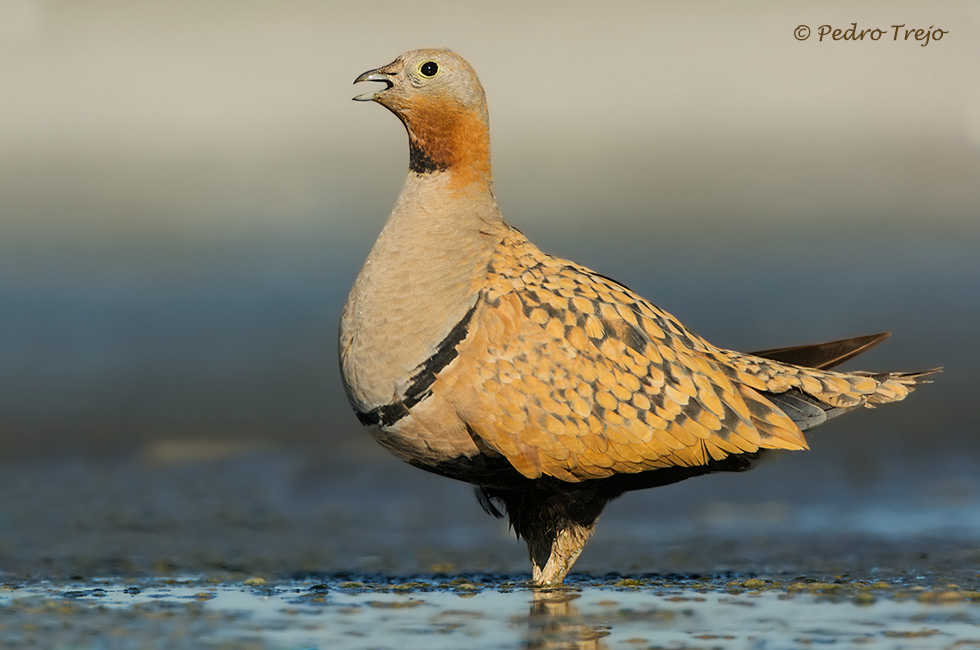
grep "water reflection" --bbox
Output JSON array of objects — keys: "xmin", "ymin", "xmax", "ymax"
[
  {"xmin": 524, "ymin": 591, "xmax": 609, "ymax": 650},
  {"xmin": 3, "ymin": 578, "xmax": 980, "ymax": 649}
]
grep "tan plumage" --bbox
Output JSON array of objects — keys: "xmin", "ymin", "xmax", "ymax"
[{"xmin": 342, "ymin": 49, "xmax": 937, "ymax": 585}]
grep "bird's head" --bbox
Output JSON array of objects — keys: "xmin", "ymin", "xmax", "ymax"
[
  {"xmin": 354, "ymin": 49, "xmax": 491, "ymax": 181},
  {"xmin": 353, "ymin": 49, "xmax": 486, "ymax": 113}
]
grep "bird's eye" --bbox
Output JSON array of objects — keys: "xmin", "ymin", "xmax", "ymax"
[{"xmin": 418, "ymin": 61, "xmax": 439, "ymax": 78}]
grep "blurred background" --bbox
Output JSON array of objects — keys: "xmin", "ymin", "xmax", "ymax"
[{"xmin": 1, "ymin": 0, "xmax": 978, "ymax": 579}]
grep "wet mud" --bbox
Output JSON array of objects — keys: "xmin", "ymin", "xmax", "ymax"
[{"xmin": 3, "ymin": 574, "xmax": 980, "ymax": 649}]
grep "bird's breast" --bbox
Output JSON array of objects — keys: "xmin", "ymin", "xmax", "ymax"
[{"xmin": 340, "ymin": 218, "xmax": 496, "ymax": 419}]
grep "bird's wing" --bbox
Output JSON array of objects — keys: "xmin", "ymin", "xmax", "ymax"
[
  {"xmin": 450, "ymin": 233, "xmax": 931, "ymax": 483},
  {"xmin": 451, "ymin": 236, "xmax": 811, "ymax": 483}
]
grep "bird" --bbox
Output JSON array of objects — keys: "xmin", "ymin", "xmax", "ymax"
[{"xmin": 340, "ymin": 48, "xmax": 937, "ymax": 586}]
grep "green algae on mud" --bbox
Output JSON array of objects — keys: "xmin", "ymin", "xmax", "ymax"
[{"xmin": 2, "ymin": 574, "xmax": 980, "ymax": 650}]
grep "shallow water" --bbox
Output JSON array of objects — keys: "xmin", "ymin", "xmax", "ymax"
[
  {"xmin": 1, "ymin": 452, "xmax": 980, "ymax": 648},
  {"xmin": 2, "ymin": 451, "xmax": 980, "ymax": 578},
  {"xmin": 4, "ymin": 575, "xmax": 980, "ymax": 649}
]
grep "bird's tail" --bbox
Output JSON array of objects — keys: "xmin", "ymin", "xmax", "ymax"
[
  {"xmin": 852, "ymin": 368, "xmax": 941, "ymax": 406},
  {"xmin": 722, "ymin": 333, "xmax": 940, "ymax": 430},
  {"xmin": 752, "ymin": 331, "xmax": 940, "ymax": 405}
]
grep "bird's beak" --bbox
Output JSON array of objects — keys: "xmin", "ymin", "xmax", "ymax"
[{"xmin": 353, "ymin": 69, "xmax": 395, "ymax": 102}]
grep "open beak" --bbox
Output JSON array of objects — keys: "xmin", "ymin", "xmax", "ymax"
[{"xmin": 353, "ymin": 69, "xmax": 395, "ymax": 102}]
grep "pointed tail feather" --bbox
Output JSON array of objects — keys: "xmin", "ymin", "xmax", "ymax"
[{"xmin": 751, "ymin": 334, "xmax": 940, "ymax": 429}]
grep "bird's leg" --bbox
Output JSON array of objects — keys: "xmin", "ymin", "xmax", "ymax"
[
  {"xmin": 490, "ymin": 488, "xmax": 608, "ymax": 586},
  {"xmin": 528, "ymin": 515, "xmax": 599, "ymax": 586}
]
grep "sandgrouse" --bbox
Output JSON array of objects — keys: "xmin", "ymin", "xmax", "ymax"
[{"xmin": 341, "ymin": 49, "xmax": 936, "ymax": 585}]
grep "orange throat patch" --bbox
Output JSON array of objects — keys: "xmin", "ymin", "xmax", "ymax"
[{"xmin": 403, "ymin": 99, "xmax": 491, "ymax": 187}]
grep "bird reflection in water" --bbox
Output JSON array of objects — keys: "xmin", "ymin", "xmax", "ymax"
[{"xmin": 522, "ymin": 591, "xmax": 610, "ymax": 650}]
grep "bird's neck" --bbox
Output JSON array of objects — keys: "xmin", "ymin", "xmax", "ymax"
[
  {"xmin": 386, "ymin": 169, "xmax": 503, "ymax": 245},
  {"xmin": 400, "ymin": 100, "xmax": 493, "ymax": 190}
]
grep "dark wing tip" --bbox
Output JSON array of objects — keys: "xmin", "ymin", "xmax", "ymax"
[{"xmin": 752, "ymin": 332, "xmax": 891, "ymax": 370}]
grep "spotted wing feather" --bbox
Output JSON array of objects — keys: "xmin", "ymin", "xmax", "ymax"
[
  {"xmin": 455, "ymin": 233, "xmax": 804, "ymax": 482},
  {"xmin": 453, "ymin": 231, "xmax": 933, "ymax": 483}
]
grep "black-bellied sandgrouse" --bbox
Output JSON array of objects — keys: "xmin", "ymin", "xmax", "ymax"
[{"xmin": 341, "ymin": 48, "xmax": 937, "ymax": 586}]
